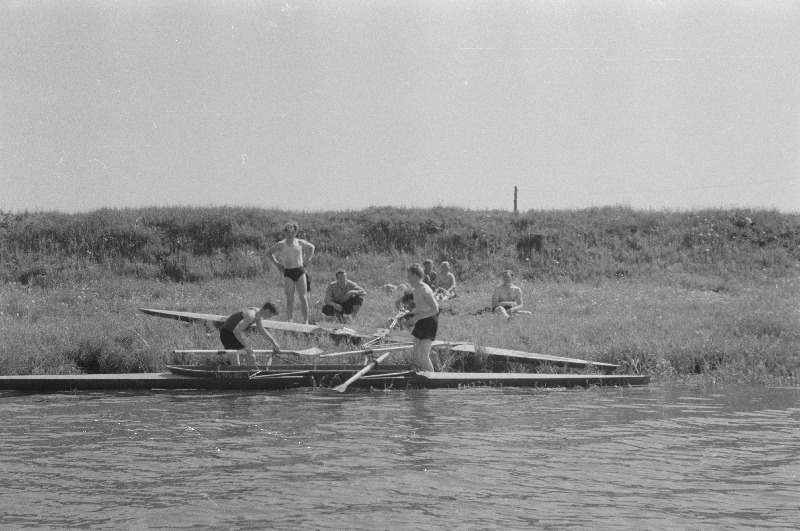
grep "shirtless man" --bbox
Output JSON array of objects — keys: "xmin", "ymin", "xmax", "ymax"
[
  {"xmin": 492, "ymin": 270, "xmax": 529, "ymax": 319},
  {"xmin": 401, "ymin": 263, "xmax": 439, "ymax": 371},
  {"xmin": 434, "ymin": 261, "xmax": 457, "ymax": 299},
  {"xmin": 266, "ymin": 221, "xmax": 315, "ymax": 324},
  {"xmin": 219, "ymin": 302, "xmax": 281, "ymax": 365}
]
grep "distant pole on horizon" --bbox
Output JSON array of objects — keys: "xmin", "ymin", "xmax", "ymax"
[{"xmin": 513, "ymin": 186, "xmax": 518, "ymax": 214}]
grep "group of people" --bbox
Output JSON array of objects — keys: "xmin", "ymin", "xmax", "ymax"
[
  {"xmin": 218, "ymin": 221, "xmax": 530, "ymax": 369},
  {"xmin": 421, "ymin": 259, "xmax": 457, "ymax": 300}
]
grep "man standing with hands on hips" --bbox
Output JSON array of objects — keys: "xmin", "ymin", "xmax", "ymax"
[{"xmin": 267, "ymin": 221, "xmax": 315, "ymax": 324}]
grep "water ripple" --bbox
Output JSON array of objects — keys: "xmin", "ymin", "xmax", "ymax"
[{"xmin": 1, "ymin": 385, "xmax": 798, "ymax": 529}]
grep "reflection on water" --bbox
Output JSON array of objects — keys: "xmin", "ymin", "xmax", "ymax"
[{"xmin": 1, "ymin": 384, "xmax": 798, "ymax": 529}]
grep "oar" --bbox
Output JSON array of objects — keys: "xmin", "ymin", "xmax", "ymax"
[
  {"xmin": 362, "ymin": 310, "xmax": 408, "ymax": 348},
  {"xmin": 249, "ymin": 370, "xmax": 312, "ymax": 380},
  {"xmin": 318, "ymin": 344, "xmax": 410, "ymax": 358},
  {"xmin": 332, "ymin": 351, "xmax": 392, "ymax": 393},
  {"xmin": 173, "ymin": 347, "xmax": 323, "ymax": 356}
]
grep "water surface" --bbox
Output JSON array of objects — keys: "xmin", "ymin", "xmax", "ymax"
[{"xmin": 2, "ymin": 384, "xmax": 798, "ymax": 529}]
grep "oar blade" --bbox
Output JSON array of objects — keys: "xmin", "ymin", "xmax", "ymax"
[{"xmin": 333, "ymin": 351, "xmax": 392, "ymax": 393}]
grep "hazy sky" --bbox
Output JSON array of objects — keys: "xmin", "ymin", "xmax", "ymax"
[{"xmin": 2, "ymin": 0, "xmax": 798, "ymax": 213}]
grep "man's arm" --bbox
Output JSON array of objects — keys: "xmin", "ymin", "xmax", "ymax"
[
  {"xmin": 254, "ymin": 320, "xmax": 281, "ymax": 351},
  {"xmin": 300, "ymin": 239, "xmax": 315, "ymax": 263},
  {"xmin": 324, "ymin": 283, "xmax": 337, "ymax": 307},
  {"xmin": 510, "ymin": 288, "xmax": 524, "ymax": 312},
  {"xmin": 233, "ymin": 309, "xmax": 258, "ymax": 349},
  {"xmin": 265, "ymin": 241, "xmax": 284, "ymax": 270},
  {"xmin": 347, "ymin": 281, "xmax": 366, "ymax": 298},
  {"xmin": 491, "ymin": 286, "xmax": 501, "ymax": 308}
]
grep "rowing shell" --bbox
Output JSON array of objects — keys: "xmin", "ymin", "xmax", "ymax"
[
  {"xmin": 140, "ymin": 308, "xmax": 619, "ymax": 371},
  {"xmin": 139, "ymin": 308, "xmax": 412, "ymax": 342},
  {"xmin": 448, "ymin": 344, "xmax": 618, "ymax": 373}
]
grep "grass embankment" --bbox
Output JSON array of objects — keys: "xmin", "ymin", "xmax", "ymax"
[{"xmin": 1, "ymin": 206, "xmax": 798, "ymax": 384}]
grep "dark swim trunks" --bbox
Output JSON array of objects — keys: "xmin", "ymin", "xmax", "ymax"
[
  {"xmin": 283, "ymin": 266, "xmax": 306, "ymax": 282},
  {"xmin": 220, "ymin": 328, "xmax": 245, "ymax": 350},
  {"xmin": 283, "ymin": 267, "xmax": 311, "ymax": 291},
  {"xmin": 412, "ymin": 314, "xmax": 438, "ymax": 341}
]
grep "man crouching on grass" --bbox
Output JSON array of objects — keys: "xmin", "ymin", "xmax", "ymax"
[
  {"xmin": 219, "ymin": 302, "xmax": 281, "ymax": 365},
  {"xmin": 321, "ymin": 269, "xmax": 367, "ymax": 323}
]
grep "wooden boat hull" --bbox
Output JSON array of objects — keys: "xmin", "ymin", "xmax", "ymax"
[{"xmin": 0, "ymin": 365, "xmax": 650, "ymax": 392}]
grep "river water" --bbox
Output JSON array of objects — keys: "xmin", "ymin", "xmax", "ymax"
[{"xmin": 1, "ymin": 383, "xmax": 798, "ymax": 530}]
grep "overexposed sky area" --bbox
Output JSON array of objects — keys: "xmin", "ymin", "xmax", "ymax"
[{"xmin": 1, "ymin": 0, "xmax": 798, "ymax": 213}]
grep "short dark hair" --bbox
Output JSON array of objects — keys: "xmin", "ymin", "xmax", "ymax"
[
  {"xmin": 261, "ymin": 301, "xmax": 278, "ymax": 314},
  {"xmin": 335, "ymin": 269, "xmax": 346, "ymax": 276}
]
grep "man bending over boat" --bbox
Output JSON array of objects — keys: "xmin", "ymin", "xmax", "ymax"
[
  {"xmin": 492, "ymin": 270, "xmax": 531, "ymax": 319},
  {"xmin": 220, "ymin": 302, "xmax": 281, "ymax": 365},
  {"xmin": 266, "ymin": 221, "xmax": 315, "ymax": 324},
  {"xmin": 321, "ymin": 269, "xmax": 367, "ymax": 323},
  {"xmin": 402, "ymin": 263, "xmax": 439, "ymax": 372}
]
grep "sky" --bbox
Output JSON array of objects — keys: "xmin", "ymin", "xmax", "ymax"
[{"xmin": 1, "ymin": 0, "xmax": 798, "ymax": 214}]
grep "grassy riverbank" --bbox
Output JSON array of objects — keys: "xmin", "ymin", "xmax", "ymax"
[{"xmin": 1, "ymin": 206, "xmax": 798, "ymax": 383}]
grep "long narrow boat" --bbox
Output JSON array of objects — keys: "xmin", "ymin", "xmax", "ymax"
[
  {"xmin": 448, "ymin": 344, "xmax": 619, "ymax": 373},
  {"xmin": 138, "ymin": 308, "xmax": 411, "ymax": 342},
  {"xmin": 139, "ymin": 308, "xmax": 619, "ymax": 371},
  {"xmin": 0, "ymin": 365, "xmax": 650, "ymax": 393}
]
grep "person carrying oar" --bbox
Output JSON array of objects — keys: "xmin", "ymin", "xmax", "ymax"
[
  {"xmin": 402, "ymin": 263, "xmax": 439, "ymax": 372},
  {"xmin": 220, "ymin": 302, "xmax": 281, "ymax": 365}
]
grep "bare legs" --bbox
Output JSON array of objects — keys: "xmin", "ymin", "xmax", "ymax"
[
  {"xmin": 283, "ymin": 275, "xmax": 310, "ymax": 324},
  {"xmin": 493, "ymin": 306, "xmax": 512, "ymax": 319},
  {"xmin": 493, "ymin": 305, "xmax": 532, "ymax": 319},
  {"xmin": 228, "ymin": 349, "xmax": 257, "ymax": 366},
  {"xmin": 411, "ymin": 338, "xmax": 435, "ymax": 372}
]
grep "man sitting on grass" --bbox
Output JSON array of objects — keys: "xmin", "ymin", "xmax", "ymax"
[
  {"xmin": 321, "ymin": 269, "xmax": 367, "ymax": 323},
  {"xmin": 492, "ymin": 270, "xmax": 532, "ymax": 319},
  {"xmin": 220, "ymin": 302, "xmax": 282, "ymax": 365},
  {"xmin": 434, "ymin": 261, "xmax": 457, "ymax": 300}
]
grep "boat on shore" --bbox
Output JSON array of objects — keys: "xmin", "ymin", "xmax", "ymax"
[
  {"xmin": 139, "ymin": 308, "xmax": 621, "ymax": 372},
  {"xmin": 0, "ymin": 307, "xmax": 650, "ymax": 394},
  {"xmin": 0, "ymin": 364, "xmax": 650, "ymax": 393}
]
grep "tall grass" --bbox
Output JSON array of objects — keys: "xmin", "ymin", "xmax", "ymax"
[
  {"xmin": 1, "ymin": 206, "xmax": 798, "ymax": 382},
  {"xmin": 2, "ymin": 206, "xmax": 798, "ymax": 284}
]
